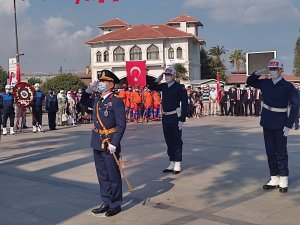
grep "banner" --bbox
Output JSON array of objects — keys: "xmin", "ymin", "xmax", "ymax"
[
  {"xmin": 216, "ymin": 71, "xmax": 221, "ymax": 104},
  {"xmin": 126, "ymin": 60, "xmax": 146, "ymax": 87},
  {"xmin": 9, "ymin": 58, "xmax": 20, "ymax": 87}
]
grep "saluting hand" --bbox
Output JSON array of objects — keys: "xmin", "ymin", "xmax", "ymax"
[
  {"xmin": 86, "ymin": 81, "xmax": 99, "ymax": 94},
  {"xmin": 255, "ymin": 69, "xmax": 266, "ymax": 76},
  {"xmin": 155, "ymin": 73, "xmax": 164, "ymax": 83}
]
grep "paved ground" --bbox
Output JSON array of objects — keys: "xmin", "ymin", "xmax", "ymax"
[{"xmin": 1, "ymin": 115, "xmax": 300, "ymax": 225}]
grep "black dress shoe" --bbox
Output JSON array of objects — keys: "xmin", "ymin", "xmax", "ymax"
[
  {"xmin": 92, "ymin": 204, "xmax": 109, "ymax": 214},
  {"xmin": 22, "ymin": 125, "xmax": 29, "ymax": 129},
  {"xmin": 105, "ymin": 206, "xmax": 121, "ymax": 217},
  {"xmin": 163, "ymin": 169, "xmax": 173, "ymax": 173},
  {"xmin": 279, "ymin": 187, "xmax": 288, "ymax": 193},
  {"xmin": 263, "ymin": 184, "xmax": 279, "ymax": 190},
  {"xmin": 172, "ymin": 170, "xmax": 181, "ymax": 174}
]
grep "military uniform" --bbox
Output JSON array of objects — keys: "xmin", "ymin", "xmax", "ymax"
[
  {"xmin": 247, "ymin": 65, "xmax": 299, "ymax": 192},
  {"xmin": 149, "ymin": 80, "xmax": 188, "ymax": 170},
  {"xmin": 80, "ymin": 70, "xmax": 126, "ymax": 216}
]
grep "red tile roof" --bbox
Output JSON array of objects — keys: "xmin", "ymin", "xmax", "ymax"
[
  {"xmin": 227, "ymin": 73, "xmax": 300, "ymax": 84},
  {"xmin": 167, "ymin": 14, "xmax": 203, "ymax": 26},
  {"xmin": 86, "ymin": 24, "xmax": 204, "ymax": 44},
  {"xmin": 98, "ymin": 18, "xmax": 129, "ymax": 28}
]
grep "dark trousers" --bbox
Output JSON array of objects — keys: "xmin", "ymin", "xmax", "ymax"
[
  {"xmin": 162, "ymin": 122, "xmax": 183, "ymax": 161},
  {"xmin": 48, "ymin": 112, "xmax": 56, "ymax": 130},
  {"xmin": 294, "ymin": 117, "xmax": 299, "ymax": 129},
  {"xmin": 32, "ymin": 107, "xmax": 43, "ymax": 126},
  {"xmin": 254, "ymin": 101, "xmax": 261, "ymax": 116},
  {"xmin": 2, "ymin": 107, "xmax": 14, "ymax": 127},
  {"xmin": 220, "ymin": 102, "xmax": 227, "ymax": 115},
  {"xmin": 235, "ymin": 101, "xmax": 244, "ymax": 116},
  {"xmin": 263, "ymin": 128, "xmax": 288, "ymax": 176},
  {"xmin": 228, "ymin": 101, "xmax": 235, "ymax": 115},
  {"xmin": 93, "ymin": 150, "xmax": 122, "ymax": 209}
]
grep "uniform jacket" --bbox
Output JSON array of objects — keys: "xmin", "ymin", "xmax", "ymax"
[
  {"xmin": 80, "ymin": 91, "xmax": 126, "ymax": 151},
  {"xmin": 149, "ymin": 81, "xmax": 188, "ymax": 124},
  {"xmin": 1, "ymin": 93, "xmax": 14, "ymax": 108},
  {"xmin": 233, "ymin": 88, "xmax": 244, "ymax": 102},
  {"xmin": 32, "ymin": 90, "xmax": 45, "ymax": 108},
  {"xmin": 45, "ymin": 94, "xmax": 58, "ymax": 112},
  {"xmin": 247, "ymin": 72, "xmax": 300, "ymax": 129}
]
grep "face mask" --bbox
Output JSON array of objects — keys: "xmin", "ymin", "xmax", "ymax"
[
  {"xmin": 5, "ymin": 90, "xmax": 10, "ymax": 94},
  {"xmin": 269, "ymin": 70, "xmax": 279, "ymax": 78},
  {"xmin": 67, "ymin": 94, "xmax": 71, "ymax": 98},
  {"xmin": 49, "ymin": 91, "xmax": 53, "ymax": 95},
  {"xmin": 165, "ymin": 75, "xmax": 173, "ymax": 83},
  {"xmin": 98, "ymin": 82, "xmax": 107, "ymax": 93},
  {"xmin": 35, "ymin": 87, "xmax": 39, "ymax": 91}
]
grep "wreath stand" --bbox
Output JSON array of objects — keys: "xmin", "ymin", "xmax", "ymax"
[{"xmin": 13, "ymin": 82, "xmax": 45, "ymax": 134}]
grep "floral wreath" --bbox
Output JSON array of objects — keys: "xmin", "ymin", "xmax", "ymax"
[{"xmin": 13, "ymin": 82, "xmax": 35, "ymax": 107}]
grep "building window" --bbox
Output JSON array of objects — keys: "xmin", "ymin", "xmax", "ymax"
[
  {"xmin": 130, "ymin": 45, "xmax": 142, "ymax": 60},
  {"xmin": 113, "ymin": 46, "xmax": 125, "ymax": 62},
  {"xmin": 96, "ymin": 51, "xmax": 101, "ymax": 62},
  {"xmin": 103, "ymin": 51, "xmax": 109, "ymax": 62},
  {"xmin": 168, "ymin": 47, "xmax": 174, "ymax": 59},
  {"xmin": 177, "ymin": 47, "xmax": 183, "ymax": 59},
  {"xmin": 147, "ymin": 44, "xmax": 159, "ymax": 60}
]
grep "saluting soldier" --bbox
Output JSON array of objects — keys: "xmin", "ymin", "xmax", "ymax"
[
  {"xmin": 247, "ymin": 58, "xmax": 299, "ymax": 193},
  {"xmin": 80, "ymin": 70, "xmax": 126, "ymax": 217},
  {"xmin": 149, "ymin": 65, "xmax": 188, "ymax": 174}
]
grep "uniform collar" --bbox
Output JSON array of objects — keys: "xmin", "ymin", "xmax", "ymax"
[
  {"xmin": 272, "ymin": 76, "xmax": 282, "ymax": 85},
  {"xmin": 167, "ymin": 81, "xmax": 175, "ymax": 87},
  {"xmin": 102, "ymin": 92, "xmax": 113, "ymax": 101}
]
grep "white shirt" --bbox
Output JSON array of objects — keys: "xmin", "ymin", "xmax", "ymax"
[{"xmin": 210, "ymin": 90, "xmax": 217, "ymax": 100}]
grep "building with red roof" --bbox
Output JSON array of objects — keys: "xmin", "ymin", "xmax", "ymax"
[{"xmin": 86, "ymin": 14, "xmax": 205, "ymax": 82}]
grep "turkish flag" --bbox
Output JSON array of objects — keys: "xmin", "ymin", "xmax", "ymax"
[
  {"xmin": 126, "ymin": 61, "xmax": 146, "ymax": 87},
  {"xmin": 216, "ymin": 71, "xmax": 221, "ymax": 104},
  {"xmin": 76, "ymin": 0, "xmax": 80, "ymax": 4}
]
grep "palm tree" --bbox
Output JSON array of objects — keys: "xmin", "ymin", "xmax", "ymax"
[
  {"xmin": 209, "ymin": 46, "xmax": 227, "ymax": 63},
  {"xmin": 228, "ymin": 49, "xmax": 246, "ymax": 73},
  {"xmin": 173, "ymin": 63, "xmax": 189, "ymax": 81}
]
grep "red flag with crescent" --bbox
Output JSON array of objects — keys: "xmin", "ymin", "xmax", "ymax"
[{"xmin": 126, "ymin": 61, "xmax": 146, "ymax": 87}]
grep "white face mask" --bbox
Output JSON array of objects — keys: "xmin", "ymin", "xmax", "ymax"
[
  {"xmin": 165, "ymin": 75, "xmax": 173, "ymax": 83},
  {"xmin": 269, "ymin": 70, "xmax": 279, "ymax": 78},
  {"xmin": 98, "ymin": 82, "xmax": 107, "ymax": 93}
]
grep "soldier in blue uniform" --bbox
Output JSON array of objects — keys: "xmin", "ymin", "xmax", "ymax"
[
  {"xmin": 149, "ymin": 65, "xmax": 188, "ymax": 174},
  {"xmin": 31, "ymin": 83, "xmax": 45, "ymax": 133},
  {"xmin": 247, "ymin": 58, "xmax": 300, "ymax": 193},
  {"xmin": 1, "ymin": 85, "xmax": 15, "ymax": 135},
  {"xmin": 80, "ymin": 70, "xmax": 126, "ymax": 217}
]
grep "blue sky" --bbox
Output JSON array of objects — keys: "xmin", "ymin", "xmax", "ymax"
[{"xmin": 0, "ymin": 0, "xmax": 300, "ymax": 75}]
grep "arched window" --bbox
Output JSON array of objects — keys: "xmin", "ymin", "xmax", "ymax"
[
  {"xmin": 96, "ymin": 51, "xmax": 101, "ymax": 62},
  {"xmin": 168, "ymin": 47, "xmax": 174, "ymax": 59},
  {"xmin": 113, "ymin": 46, "xmax": 125, "ymax": 62},
  {"xmin": 147, "ymin": 44, "xmax": 159, "ymax": 60},
  {"xmin": 130, "ymin": 45, "xmax": 142, "ymax": 60},
  {"xmin": 103, "ymin": 51, "xmax": 109, "ymax": 62},
  {"xmin": 177, "ymin": 47, "xmax": 183, "ymax": 59}
]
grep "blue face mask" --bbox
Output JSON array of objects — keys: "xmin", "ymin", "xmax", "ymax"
[{"xmin": 98, "ymin": 82, "xmax": 107, "ymax": 93}]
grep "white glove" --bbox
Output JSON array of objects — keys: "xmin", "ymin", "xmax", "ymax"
[
  {"xmin": 155, "ymin": 73, "xmax": 164, "ymax": 83},
  {"xmin": 85, "ymin": 81, "xmax": 99, "ymax": 94},
  {"xmin": 255, "ymin": 69, "xmax": 266, "ymax": 76},
  {"xmin": 178, "ymin": 121, "xmax": 184, "ymax": 130},
  {"xmin": 283, "ymin": 126, "xmax": 290, "ymax": 137},
  {"xmin": 108, "ymin": 143, "xmax": 116, "ymax": 154}
]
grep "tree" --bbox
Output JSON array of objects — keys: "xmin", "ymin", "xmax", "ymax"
[
  {"xmin": 28, "ymin": 77, "xmax": 43, "ymax": 86},
  {"xmin": 0, "ymin": 66, "xmax": 9, "ymax": 91},
  {"xmin": 200, "ymin": 48, "xmax": 214, "ymax": 79},
  {"xmin": 228, "ymin": 49, "xmax": 246, "ymax": 73},
  {"xmin": 294, "ymin": 37, "xmax": 300, "ymax": 77},
  {"xmin": 208, "ymin": 46, "xmax": 227, "ymax": 82},
  {"xmin": 42, "ymin": 73, "xmax": 87, "ymax": 94},
  {"xmin": 173, "ymin": 63, "xmax": 189, "ymax": 81}
]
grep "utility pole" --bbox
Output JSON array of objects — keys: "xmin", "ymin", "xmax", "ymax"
[{"xmin": 13, "ymin": 0, "xmax": 23, "ymax": 82}]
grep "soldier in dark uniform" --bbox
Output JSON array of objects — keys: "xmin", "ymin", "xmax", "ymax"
[
  {"xmin": 219, "ymin": 86, "xmax": 228, "ymax": 116},
  {"xmin": 80, "ymin": 70, "xmax": 126, "ymax": 217},
  {"xmin": 233, "ymin": 84, "xmax": 244, "ymax": 116},
  {"xmin": 149, "ymin": 65, "xmax": 188, "ymax": 174},
  {"xmin": 247, "ymin": 58, "xmax": 299, "ymax": 193},
  {"xmin": 254, "ymin": 88, "xmax": 262, "ymax": 116}
]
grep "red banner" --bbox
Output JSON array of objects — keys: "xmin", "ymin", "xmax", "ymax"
[
  {"xmin": 126, "ymin": 61, "xmax": 146, "ymax": 87},
  {"xmin": 216, "ymin": 71, "xmax": 221, "ymax": 104}
]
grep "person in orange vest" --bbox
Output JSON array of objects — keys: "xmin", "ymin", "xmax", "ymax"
[
  {"xmin": 125, "ymin": 86, "xmax": 132, "ymax": 121},
  {"xmin": 131, "ymin": 85, "xmax": 142, "ymax": 123},
  {"xmin": 142, "ymin": 86, "xmax": 153, "ymax": 122},
  {"xmin": 118, "ymin": 84, "xmax": 127, "ymax": 106},
  {"xmin": 152, "ymin": 90, "xmax": 161, "ymax": 121}
]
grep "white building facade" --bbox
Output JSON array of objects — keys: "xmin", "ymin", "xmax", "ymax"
[{"xmin": 86, "ymin": 15, "xmax": 205, "ymax": 82}]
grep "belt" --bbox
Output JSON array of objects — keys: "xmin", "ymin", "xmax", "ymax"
[
  {"xmin": 262, "ymin": 103, "xmax": 288, "ymax": 113},
  {"xmin": 93, "ymin": 127, "xmax": 116, "ymax": 135},
  {"xmin": 162, "ymin": 110, "xmax": 177, "ymax": 115}
]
